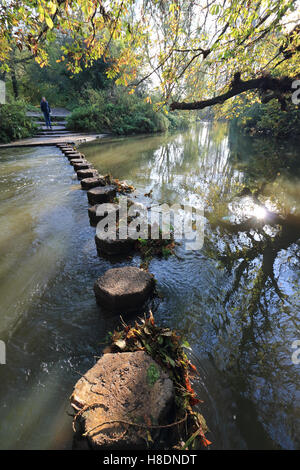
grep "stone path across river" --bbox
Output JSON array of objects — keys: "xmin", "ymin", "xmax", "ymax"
[{"xmin": 0, "ymin": 107, "xmax": 107, "ymax": 148}]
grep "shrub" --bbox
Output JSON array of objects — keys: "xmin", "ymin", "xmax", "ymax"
[
  {"xmin": 234, "ymin": 100, "xmax": 300, "ymax": 138},
  {"xmin": 66, "ymin": 88, "xmax": 189, "ymax": 135},
  {"xmin": 0, "ymin": 102, "xmax": 37, "ymax": 143}
]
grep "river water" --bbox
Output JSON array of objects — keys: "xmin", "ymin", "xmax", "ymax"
[{"xmin": 0, "ymin": 123, "xmax": 299, "ymax": 449}]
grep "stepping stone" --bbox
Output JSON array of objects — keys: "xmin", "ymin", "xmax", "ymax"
[
  {"xmin": 94, "ymin": 214, "xmax": 137, "ymax": 254},
  {"xmin": 93, "ymin": 266, "xmax": 154, "ymax": 311},
  {"xmin": 64, "ymin": 151, "xmax": 80, "ymax": 157},
  {"xmin": 73, "ymin": 162, "xmax": 92, "ymax": 171},
  {"xmin": 70, "ymin": 351, "xmax": 174, "ymax": 450},
  {"xmin": 88, "ymin": 203, "xmax": 119, "ymax": 226},
  {"xmin": 65, "ymin": 151, "xmax": 79, "ymax": 155},
  {"xmin": 77, "ymin": 168, "xmax": 99, "ymax": 180},
  {"xmin": 87, "ymin": 185, "xmax": 116, "ymax": 205},
  {"xmin": 81, "ymin": 176, "xmax": 106, "ymax": 190},
  {"xmin": 95, "ymin": 233, "xmax": 135, "ymax": 256},
  {"xmin": 66, "ymin": 153, "xmax": 84, "ymax": 160},
  {"xmin": 64, "ymin": 152, "xmax": 80, "ymax": 158},
  {"xmin": 70, "ymin": 158, "xmax": 88, "ymax": 166}
]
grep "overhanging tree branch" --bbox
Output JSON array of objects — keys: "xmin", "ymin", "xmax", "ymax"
[{"xmin": 170, "ymin": 74, "xmax": 299, "ymax": 111}]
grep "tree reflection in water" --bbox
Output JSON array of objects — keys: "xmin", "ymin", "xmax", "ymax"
[
  {"xmin": 83, "ymin": 124, "xmax": 299, "ymax": 447},
  {"xmin": 199, "ymin": 129, "xmax": 300, "ymax": 449}
]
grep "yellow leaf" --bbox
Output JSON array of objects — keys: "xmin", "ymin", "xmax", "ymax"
[
  {"xmin": 45, "ymin": 15, "xmax": 53, "ymax": 29},
  {"xmin": 48, "ymin": 2, "xmax": 57, "ymax": 15}
]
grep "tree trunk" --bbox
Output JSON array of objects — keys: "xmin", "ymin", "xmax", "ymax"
[{"xmin": 10, "ymin": 67, "xmax": 19, "ymax": 99}]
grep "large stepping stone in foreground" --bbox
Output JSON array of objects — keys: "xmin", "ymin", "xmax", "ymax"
[
  {"xmin": 95, "ymin": 233, "xmax": 135, "ymax": 256},
  {"xmin": 73, "ymin": 162, "xmax": 92, "ymax": 171},
  {"xmin": 81, "ymin": 176, "xmax": 106, "ymax": 190},
  {"xmin": 94, "ymin": 266, "xmax": 154, "ymax": 311},
  {"xmin": 71, "ymin": 351, "xmax": 174, "ymax": 450},
  {"xmin": 87, "ymin": 185, "xmax": 116, "ymax": 205},
  {"xmin": 77, "ymin": 168, "xmax": 99, "ymax": 180}
]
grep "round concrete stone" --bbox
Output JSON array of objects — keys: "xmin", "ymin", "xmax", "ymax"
[
  {"xmin": 81, "ymin": 176, "xmax": 106, "ymax": 190},
  {"xmin": 70, "ymin": 158, "xmax": 88, "ymax": 166},
  {"xmin": 66, "ymin": 155, "xmax": 82, "ymax": 160},
  {"xmin": 66, "ymin": 153, "xmax": 81, "ymax": 160},
  {"xmin": 95, "ymin": 233, "xmax": 135, "ymax": 256},
  {"xmin": 93, "ymin": 266, "xmax": 154, "ymax": 311},
  {"xmin": 73, "ymin": 162, "xmax": 92, "ymax": 171},
  {"xmin": 70, "ymin": 351, "xmax": 174, "ymax": 450},
  {"xmin": 65, "ymin": 153, "xmax": 81, "ymax": 159},
  {"xmin": 87, "ymin": 185, "xmax": 116, "ymax": 205},
  {"xmin": 77, "ymin": 169, "xmax": 99, "ymax": 180},
  {"xmin": 88, "ymin": 203, "xmax": 119, "ymax": 227}
]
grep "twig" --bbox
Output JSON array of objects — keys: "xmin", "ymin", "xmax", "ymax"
[{"xmin": 78, "ymin": 408, "xmax": 188, "ymax": 437}]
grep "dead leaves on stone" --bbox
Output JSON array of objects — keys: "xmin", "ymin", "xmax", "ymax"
[
  {"xmin": 108, "ymin": 311, "xmax": 211, "ymax": 449},
  {"xmin": 104, "ymin": 174, "xmax": 135, "ymax": 193}
]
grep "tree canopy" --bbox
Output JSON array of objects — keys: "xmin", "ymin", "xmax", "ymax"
[{"xmin": 0, "ymin": 1, "xmax": 299, "ymax": 110}]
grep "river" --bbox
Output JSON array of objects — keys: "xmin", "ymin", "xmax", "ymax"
[{"xmin": 0, "ymin": 122, "xmax": 299, "ymax": 449}]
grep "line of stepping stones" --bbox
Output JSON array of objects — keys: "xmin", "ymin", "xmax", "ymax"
[
  {"xmin": 56, "ymin": 143, "xmax": 155, "ymax": 313},
  {"xmin": 56, "ymin": 143, "xmax": 179, "ymax": 450}
]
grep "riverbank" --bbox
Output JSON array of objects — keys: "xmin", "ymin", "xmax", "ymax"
[{"xmin": 0, "ymin": 106, "xmax": 108, "ymax": 148}]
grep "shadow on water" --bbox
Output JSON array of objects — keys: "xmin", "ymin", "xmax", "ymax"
[{"xmin": 0, "ymin": 123, "xmax": 299, "ymax": 449}]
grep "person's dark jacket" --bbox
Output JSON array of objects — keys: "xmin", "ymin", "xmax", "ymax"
[{"xmin": 40, "ymin": 100, "xmax": 51, "ymax": 114}]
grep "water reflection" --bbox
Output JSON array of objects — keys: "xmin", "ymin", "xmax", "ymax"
[
  {"xmin": 0, "ymin": 123, "xmax": 299, "ymax": 450},
  {"xmin": 83, "ymin": 124, "xmax": 300, "ymax": 449}
]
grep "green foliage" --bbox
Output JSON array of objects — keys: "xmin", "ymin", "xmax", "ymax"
[
  {"xmin": 234, "ymin": 100, "xmax": 300, "ymax": 138},
  {"xmin": 136, "ymin": 228, "xmax": 176, "ymax": 269},
  {"xmin": 147, "ymin": 363, "xmax": 160, "ymax": 386},
  {"xmin": 0, "ymin": 102, "xmax": 37, "ymax": 143},
  {"xmin": 1, "ymin": 1, "xmax": 298, "ymax": 113},
  {"xmin": 66, "ymin": 88, "xmax": 188, "ymax": 135},
  {"xmin": 18, "ymin": 40, "xmax": 111, "ymax": 107}
]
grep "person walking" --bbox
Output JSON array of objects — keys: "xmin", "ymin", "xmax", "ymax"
[{"xmin": 40, "ymin": 97, "xmax": 52, "ymax": 129}]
